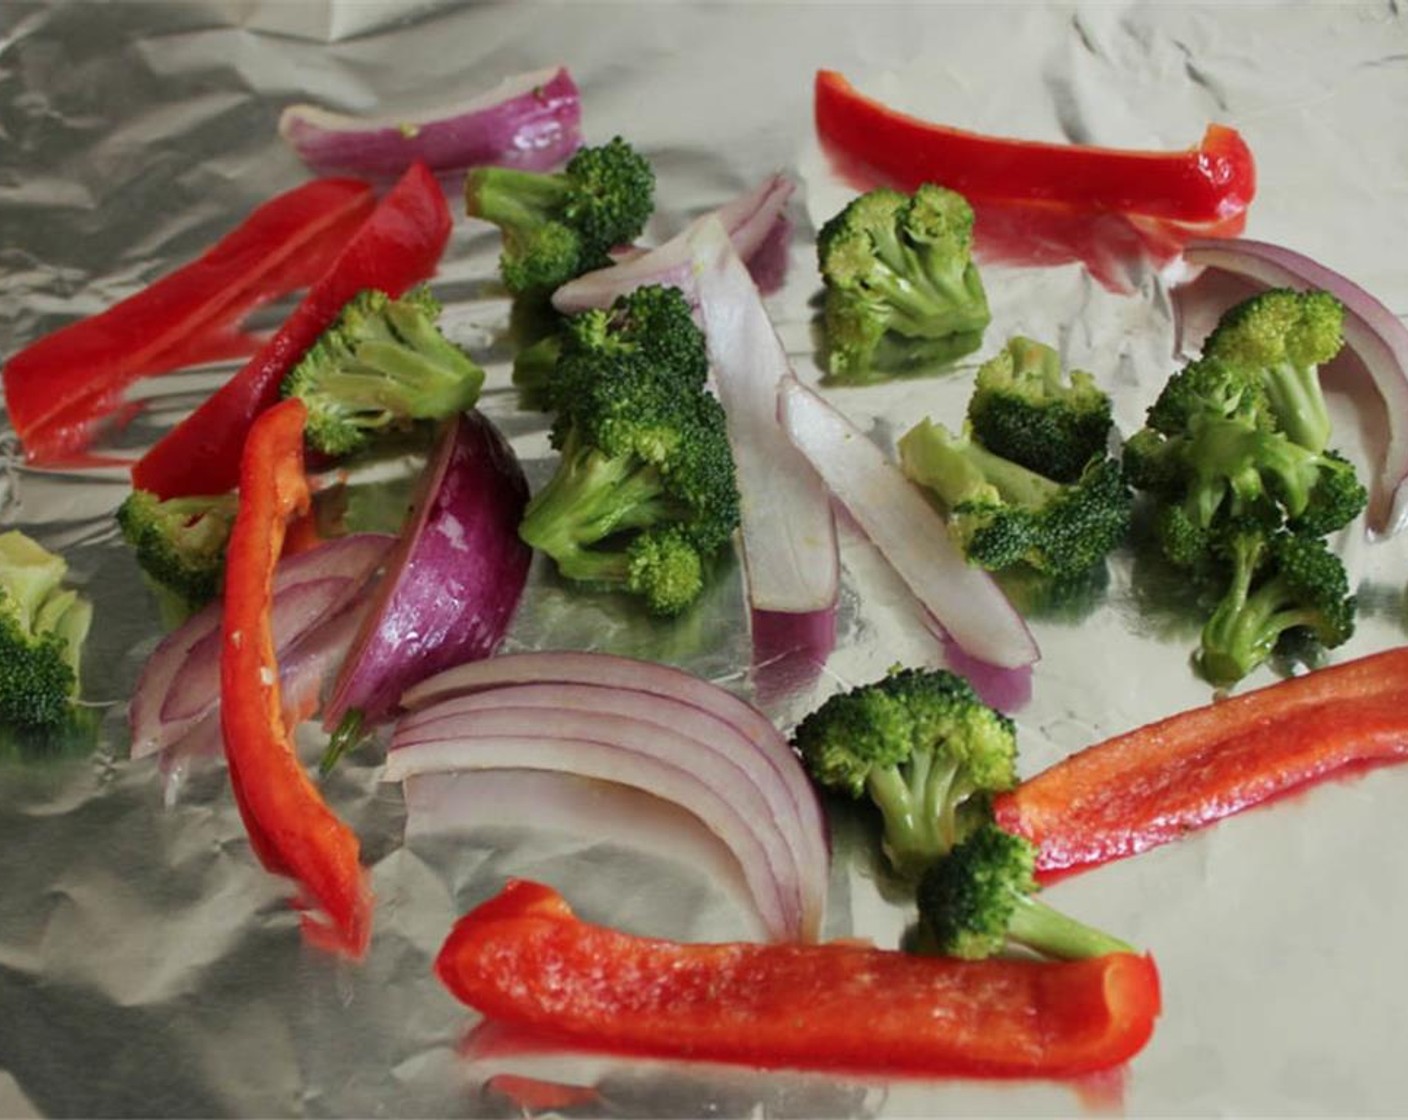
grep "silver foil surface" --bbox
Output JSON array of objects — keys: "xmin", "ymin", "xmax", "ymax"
[{"xmin": 3, "ymin": 2, "xmax": 1408, "ymax": 1115}]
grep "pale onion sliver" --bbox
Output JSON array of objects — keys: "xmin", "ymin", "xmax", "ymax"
[
  {"xmin": 779, "ymin": 376, "xmax": 1039, "ymax": 670},
  {"xmin": 384, "ymin": 730, "xmax": 794, "ymax": 941},
  {"xmin": 393, "ymin": 681, "xmax": 821, "ymax": 936},
  {"xmin": 396, "ymin": 650, "xmax": 830, "ymax": 884}
]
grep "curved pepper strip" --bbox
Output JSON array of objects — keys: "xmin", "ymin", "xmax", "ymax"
[
  {"xmin": 814, "ymin": 69, "xmax": 1256, "ymax": 224},
  {"xmin": 220, "ymin": 397, "xmax": 371, "ymax": 958},
  {"xmin": 132, "ymin": 161, "xmax": 452, "ymax": 500},
  {"xmin": 994, "ymin": 646, "xmax": 1408, "ymax": 877},
  {"xmin": 3, "ymin": 178, "xmax": 375, "ymax": 464},
  {"xmin": 436, "ymin": 879, "xmax": 1161, "ymax": 1079}
]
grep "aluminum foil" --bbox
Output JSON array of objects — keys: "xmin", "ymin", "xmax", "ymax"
[{"xmin": 4, "ymin": 1, "xmax": 1408, "ymax": 1115}]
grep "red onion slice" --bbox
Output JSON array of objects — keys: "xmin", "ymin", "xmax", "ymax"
[
  {"xmin": 386, "ymin": 715, "xmax": 800, "ymax": 941},
  {"xmin": 325, "ymin": 410, "xmax": 532, "ymax": 727},
  {"xmin": 779, "ymin": 377, "xmax": 1040, "ymax": 670},
  {"xmin": 278, "ymin": 66, "xmax": 582, "ymax": 180},
  {"xmin": 396, "ymin": 681, "xmax": 821, "ymax": 931},
  {"xmin": 1177, "ymin": 238, "xmax": 1408, "ymax": 536},
  {"xmin": 688, "ymin": 216, "xmax": 839, "ymax": 683},
  {"xmin": 399, "ymin": 653, "xmax": 827, "ymax": 844},
  {"xmin": 128, "ymin": 533, "xmax": 393, "ymax": 760},
  {"xmin": 551, "ymin": 174, "xmax": 795, "ymax": 314}
]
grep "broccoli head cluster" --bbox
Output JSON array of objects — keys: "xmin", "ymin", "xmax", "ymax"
[
  {"xmin": 899, "ymin": 337, "xmax": 1131, "ymax": 582},
  {"xmin": 516, "ymin": 284, "xmax": 739, "ymax": 616},
  {"xmin": 1122, "ymin": 288, "xmax": 1364, "ymax": 686},
  {"xmin": 817, "ymin": 183, "xmax": 991, "ymax": 384}
]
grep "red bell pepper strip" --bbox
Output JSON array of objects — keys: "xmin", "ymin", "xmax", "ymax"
[
  {"xmin": 994, "ymin": 646, "xmax": 1408, "ymax": 878},
  {"xmin": 132, "ymin": 161, "xmax": 452, "ymax": 500},
  {"xmin": 814, "ymin": 69, "xmax": 1256, "ymax": 224},
  {"xmin": 3, "ymin": 178, "xmax": 375, "ymax": 464},
  {"xmin": 436, "ymin": 879, "xmax": 1161, "ymax": 1079},
  {"xmin": 219, "ymin": 397, "xmax": 371, "ymax": 958}
]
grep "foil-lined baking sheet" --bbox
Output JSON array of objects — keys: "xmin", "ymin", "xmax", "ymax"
[{"xmin": 3, "ymin": 2, "xmax": 1408, "ymax": 1115}]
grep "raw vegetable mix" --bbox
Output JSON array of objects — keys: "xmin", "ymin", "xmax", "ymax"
[{"xmin": 4, "ymin": 45, "xmax": 1408, "ymax": 1102}]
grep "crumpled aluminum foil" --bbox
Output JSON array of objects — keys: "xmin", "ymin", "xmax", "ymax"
[{"xmin": 3, "ymin": 2, "xmax": 1408, "ymax": 1115}]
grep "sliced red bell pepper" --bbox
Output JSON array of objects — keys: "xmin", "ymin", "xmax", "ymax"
[
  {"xmin": 814, "ymin": 69, "xmax": 1256, "ymax": 223},
  {"xmin": 994, "ymin": 646, "xmax": 1408, "ymax": 878},
  {"xmin": 219, "ymin": 396, "xmax": 371, "ymax": 959},
  {"xmin": 435, "ymin": 879, "xmax": 1161, "ymax": 1079},
  {"xmin": 3, "ymin": 178, "xmax": 375, "ymax": 464},
  {"xmin": 132, "ymin": 161, "xmax": 452, "ymax": 500}
]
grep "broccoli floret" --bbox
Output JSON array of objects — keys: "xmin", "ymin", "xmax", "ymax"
[
  {"xmin": 511, "ymin": 332, "xmax": 563, "ymax": 413},
  {"xmin": 966, "ymin": 337, "xmax": 1114, "ymax": 482},
  {"xmin": 791, "ymin": 668, "xmax": 1017, "ymax": 880},
  {"xmin": 817, "ymin": 183, "xmax": 990, "ymax": 384},
  {"xmin": 281, "ymin": 287, "xmax": 485, "ymax": 458},
  {"xmin": 1201, "ymin": 288, "xmax": 1345, "ymax": 453},
  {"xmin": 0, "ymin": 531, "xmax": 92, "ymax": 734},
  {"xmin": 116, "ymin": 489, "xmax": 238, "ymax": 610},
  {"xmin": 1142, "ymin": 356, "xmax": 1270, "ymax": 436},
  {"xmin": 917, "ymin": 820, "xmax": 1135, "ymax": 960},
  {"xmin": 899, "ymin": 419, "xmax": 1132, "ymax": 579},
  {"xmin": 517, "ymin": 292, "xmax": 738, "ymax": 616},
  {"xmin": 1197, "ymin": 521, "xmax": 1356, "ymax": 687},
  {"xmin": 464, "ymin": 136, "xmax": 656, "ymax": 295},
  {"xmin": 1123, "ymin": 411, "xmax": 1365, "ymax": 571}
]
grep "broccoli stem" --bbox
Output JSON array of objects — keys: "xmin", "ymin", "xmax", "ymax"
[
  {"xmin": 869, "ymin": 224, "xmax": 983, "ymax": 339},
  {"xmin": 467, "ymin": 167, "xmax": 570, "ymax": 233},
  {"xmin": 519, "ymin": 443, "xmax": 675, "ymax": 573},
  {"xmin": 868, "ymin": 754, "xmax": 964, "ymax": 879},
  {"xmin": 1263, "ymin": 361, "xmax": 1331, "ymax": 454},
  {"xmin": 1005, "ymin": 894, "xmax": 1136, "ymax": 959}
]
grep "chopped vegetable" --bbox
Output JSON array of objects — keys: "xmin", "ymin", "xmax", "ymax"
[
  {"xmin": 791, "ymin": 668, "xmax": 1016, "ymax": 880},
  {"xmin": 128, "ymin": 533, "xmax": 392, "ymax": 760},
  {"xmin": 280, "ymin": 286, "xmax": 484, "ymax": 458},
  {"xmin": 688, "ymin": 217, "xmax": 839, "ymax": 674},
  {"xmin": 816, "ymin": 183, "xmax": 990, "ymax": 383},
  {"xmin": 993, "ymin": 645, "xmax": 1408, "ymax": 876},
  {"xmin": 517, "ymin": 285, "xmax": 740, "ymax": 616},
  {"xmin": 435, "ymin": 879, "xmax": 1162, "ymax": 1078},
  {"xmin": 2, "ymin": 178, "xmax": 375, "ymax": 464},
  {"xmin": 1175, "ymin": 237, "xmax": 1408, "ymax": 536},
  {"xmin": 464, "ymin": 136, "xmax": 656, "ymax": 295},
  {"xmin": 967, "ymin": 337, "xmax": 1114, "ymax": 483},
  {"xmin": 388, "ymin": 677, "xmax": 828, "ymax": 943},
  {"xmin": 116, "ymin": 490, "xmax": 238, "ymax": 613},
  {"xmin": 551, "ymin": 173, "xmax": 796, "ymax": 313},
  {"xmin": 900, "ymin": 417, "xmax": 1132, "ymax": 580},
  {"xmin": 279, "ymin": 66, "xmax": 582, "ymax": 180},
  {"xmin": 917, "ymin": 821, "xmax": 1136, "ymax": 960},
  {"xmin": 814, "ymin": 69, "xmax": 1255, "ymax": 224},
  {"xmin": 0, "ymin": 531, "xmax": 93, "ymax": 735},
  {"xmin": 397, "ymin": 649, "xmax": 831, "ymax": 925},
  {"xmin": 132, "ymin": 162, "xmax": 452, "ymax": 500},
  {"xmin": 219, "ymin": 397, "xmax": 371, "ymax": 958},
  {"xmin": 779, "ymin": 376, "xmax": 1038, "ymax": 669},
  {"xmin": 322, "ymin": 410, "xmax": 532, "ymax": 736}
]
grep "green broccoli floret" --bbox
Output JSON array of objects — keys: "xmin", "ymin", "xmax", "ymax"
[
  {"xmin": 1197, "ymin": 521, "xmax": 1356, "ymax": 687},
  {"xmin": 1123, "ymin": 406, "xmax": 1365, "ymax": 572},
  {"xmin": 464, "ymin": 136, "xmax": 656, "ymax": 296},
  {"xmin": 966, "ymin": 337, "xmax": 1114, "ymax": 483},
  {"xmin": 1201, "ymin": 288, "xmax": 1345, "ymax": 453},
  {"xmin": 817, "ymin": 183, "xmax": 990, "ymax": 384},
  {"xmin": 899, "ymin": 418, "xmax": 1132, "ymax": 579},
  {"xmin": 791, "ymin": 668, "xmax": 1017, "ymax": 881},
  {"xmin": 116, "ymin": 489, "xmax": 238, "ymax": 610},
  {"xmin": 0, "ymin": 530, "xmax": 93, "ymax": 734},
  {"xmin": 917, "ymin": 820, "xmax": 1136, "ymax": 960},
  {"xmin": 517, "ymin": 290, "xmax": 738, "ymax": 616},
  {"xmin": 281, "ymin": 287, "xmax": 485, "ymax": 458}
]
